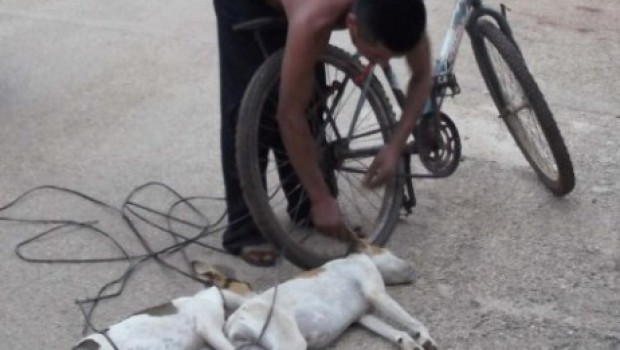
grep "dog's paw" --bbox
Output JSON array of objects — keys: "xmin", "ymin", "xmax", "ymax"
[
  {"xmin": 421, "ymin": 339, "xmax": 438, "ymax": 350},
  {"xmin": 396, "ymin": 332, "xmax": 417, "ymax": 350},
  {"xmin": 419, "ymin": 334, "xmax": 438, "ymax": 350},
  {"xmin": 411, "ymin": 330, "xmax": 437, "ymax": 350}
]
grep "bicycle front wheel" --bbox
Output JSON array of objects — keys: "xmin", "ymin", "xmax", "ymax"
[
  {"xmin": 236, "ymin": 45, "xmax": 403, "ymax": 269},
  {"xmin": 471, "ymin": 19, "xmax": 575, "ymax": 195}
]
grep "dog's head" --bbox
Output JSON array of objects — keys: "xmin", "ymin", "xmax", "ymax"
[
  {"xmin": 353, "ymin": 238, "xmax": 415, "ymax": 285},
  {"xmin": 191, "ymin": 261, "xmax": 252, "ymax": 295}
]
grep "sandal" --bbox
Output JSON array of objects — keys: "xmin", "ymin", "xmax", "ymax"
[{"xmin": 239, "ymin": 243, "xmax": 279, "ymax": 267}]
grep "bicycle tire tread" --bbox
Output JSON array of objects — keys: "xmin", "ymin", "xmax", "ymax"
[
  {"xmin": 235, "ymin": 45, "xmax": 402, "ymax": 268},
  {"xmin": 473, "ymin": 19, "xmax": 575, "ymax": 195}
]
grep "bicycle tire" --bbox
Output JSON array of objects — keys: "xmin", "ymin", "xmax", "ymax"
[
  {"xmin": 471, "ymin": 19, "xmax": 575, "ymax": 196},
  {"xmin": 236, "ymin": 45, "xmax": 403, "ymax": 269}
]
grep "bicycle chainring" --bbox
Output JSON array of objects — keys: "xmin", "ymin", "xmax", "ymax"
[{"xmin": 416, "ymin": 112, "xmax": 462, "ymax": 177}]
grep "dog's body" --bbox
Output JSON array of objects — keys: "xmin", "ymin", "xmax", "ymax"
[
  {"xmin": 73, "ymin": 263, "xmax": 252, "ymax": 350},
  {"xmin": 225, "ymin": 244, "xmax": 438, "ymax": 350}
]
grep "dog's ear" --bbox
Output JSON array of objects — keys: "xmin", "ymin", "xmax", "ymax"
[
  {"xmin": 191, "ymin": 260, "xmax": 210, "ymax": 275},
  {"xmin": 191, "ymin": 260, "xmax": 238, "ymax": 286},
  {"xmin": 212, "ymin": 264, "xmax": 237, "ymax": 280},
  {"xmin": 191, "ymin": 260, "xmax": 223, "ymax": 283},
  {"xmin": 192, "ymin": 261, "xmax": 253, "ymax": 294}
]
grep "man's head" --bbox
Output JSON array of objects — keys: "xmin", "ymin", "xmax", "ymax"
[{"xmin": 347, "ymin": 0, "xmax": 427, "ymax": 64}]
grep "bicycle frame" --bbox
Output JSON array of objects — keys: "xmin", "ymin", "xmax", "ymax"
[
  {"xmin": 347, "ymin": 0, "xmax": 483, "ymax": 150},
  {"xmin": 345, "ymin": 0, "xmax": 519, "ymax": 211},
  {"xmin": 380, "ymin": 0, "xmax": 476, "ymax": 116},
  {"xmin": 237, "ymin": 0, "xmax": 518, "ymax": 212},
  {"xmin": 379, "ymin": 0, "xmax": 518, "ymax": 113}
]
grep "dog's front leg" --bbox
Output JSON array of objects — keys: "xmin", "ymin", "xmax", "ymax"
[
  {"xmin": 369, "ymin": 292, "xmax": 437, "ymax": 350},
  {"xmin": 358, "ymin": 314, "xmax": 420, "ymax": 350}
]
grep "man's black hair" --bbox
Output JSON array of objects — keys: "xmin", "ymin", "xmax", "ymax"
[{"xmin": 353, "ymin": 0, "xmax": 427, "ymax": 54}]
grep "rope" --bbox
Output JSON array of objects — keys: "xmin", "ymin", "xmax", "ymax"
[{"xmin": 0, "ymin": 183, "xmax": 286, "ymax": 349}]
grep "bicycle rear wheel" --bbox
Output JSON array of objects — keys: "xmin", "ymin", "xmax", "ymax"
[
  {"xmin": 471, "ymin": 19, "xmax": 575, "ymax": 195},
  {"xmin": 236, "ymin": 45, "xmax": 403, "ymax": 269}
]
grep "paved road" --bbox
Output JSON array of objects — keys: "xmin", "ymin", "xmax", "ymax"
[{"xmin": 1, "ymin": 1, "xmax": 618, "ymax": 349}]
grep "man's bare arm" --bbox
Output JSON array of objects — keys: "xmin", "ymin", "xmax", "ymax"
[
  {"xmin": 276, "ymin": 8, "xmax": 355, "ymax": 240},
  {"xmin": 277, "ymin": 13, "xmax": 333, "ymax": 204},
  {"xmin": 364, "ymin": 34, "xmax": 432, "ymax": 188},
  {"xmin": 391, "ymin": 33, "xmax": 432, "ymax": 151}
]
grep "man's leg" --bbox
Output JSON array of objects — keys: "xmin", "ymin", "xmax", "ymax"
[{"xmin": 214, "ymin": 0, "xmax": 286, "ymax": 255}]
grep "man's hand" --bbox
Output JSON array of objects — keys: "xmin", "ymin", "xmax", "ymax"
[
  {"xmin": 310, "ymin": 196, "xmax": 355, "ymax": 242},
  {"xmin": 363, "ymin": 144, "xmax": 400, "ymax": 189}
]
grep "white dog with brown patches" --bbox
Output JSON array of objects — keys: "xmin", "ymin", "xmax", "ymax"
[
  {"xmin": 225, "ymin": 241, "xmax": 438, "ymax": 350},
  {"xmin": 72, "ymin": 263, "xmax": 253, "ymax": 350}
]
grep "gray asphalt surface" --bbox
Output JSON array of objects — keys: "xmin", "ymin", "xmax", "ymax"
[{"xmin": 1, "ymin": 1, "xmax": 618, "ymax": 349}]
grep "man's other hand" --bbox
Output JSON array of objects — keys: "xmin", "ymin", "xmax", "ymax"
[{"xmin": 363, "ymin": 144, "xmax": 400, "ymax": 189}]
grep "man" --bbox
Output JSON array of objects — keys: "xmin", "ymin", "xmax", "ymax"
[{"xmin": 214, "ymin": 0, "xmax": 431, "ymax": 266}]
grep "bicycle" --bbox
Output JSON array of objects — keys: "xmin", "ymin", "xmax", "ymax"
[{"xmin": 233, "ymin": 0, "xmax": 576, "ymax": 269}]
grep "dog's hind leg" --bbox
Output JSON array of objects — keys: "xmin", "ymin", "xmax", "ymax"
[
  {"xmin": 369, "ymin": 292, "xmax": 438, "ymax": 350},
  {"xmin": 194, "ymin": 309, "xmax": 236, "ymax": 350},
  {"xmin": 228, "ymin": 316, "xmax": 307, "ymax": 350},
  {"xmin": 357, "ymin": 314, "xmax": 420, "ymax": 350},
  {"xmin": 199, "ymin": 329, "xmax": 236, "ymax": 350},
  {"xmin": 227, "ymin": 302, "xmax": 306, "ymax": 350},
  {"xmin": 232, "ymin": 343, "xmax": 267, "ymax": 350}
]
